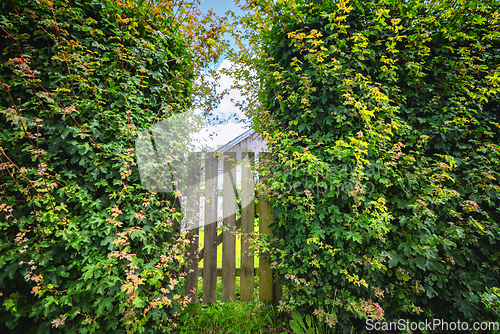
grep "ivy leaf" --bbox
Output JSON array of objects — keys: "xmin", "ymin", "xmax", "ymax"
[{"xmin": 415, "ymin": 256, "xmax": 427, "ymax": 270}]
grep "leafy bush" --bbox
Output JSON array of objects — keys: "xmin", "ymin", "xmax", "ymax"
[
  {"xmin": 230, "ymin": 0, "xmax": 500, "ymax": 332},
  {"xmin": 0, "ymin": 0, "xmax": 226, "ymax": 332}
]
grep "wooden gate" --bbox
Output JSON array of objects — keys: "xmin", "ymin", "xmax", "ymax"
[{"xmin": 182, "ymin": 152, "xmax": 281, "ymax": 304}]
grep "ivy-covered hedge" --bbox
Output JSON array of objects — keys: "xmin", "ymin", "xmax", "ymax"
[
  {"xmin": 0, "ymin": 0, "xmax": 212, "ymax": 332},
  {"xmin": 233, "ymin": 0, "xmax": 500, "ymax": 332}
]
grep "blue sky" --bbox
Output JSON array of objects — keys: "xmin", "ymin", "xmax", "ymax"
[
  {"xmin": 193, "ymin": 0, "xmax": 250, "ymax": 148},
  {"xmin": 198, "ymin": 0, "xmax": 242, "ymax": 15},
  {"xmin": 198, "ymin": 0, "xmax": 244, "ymax": 70}
]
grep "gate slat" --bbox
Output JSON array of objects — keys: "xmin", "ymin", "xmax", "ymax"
[
  {"xmin": 258, "ymin": 152, "xmax": 273, "ymax": 302},
  {"xmin": 222, "ymin": 152, "xmax": 237, "ymax": 302},
  {"xmin": 240, "ymin": 152, "xmax": 255, "ymax": 301},
  {"xmin": 203, "ymin": 153, "xmax": 218, "ymax": 304},
  {"xmin": 184, "ymin": 153, "xmax": 201, "ymax": 304},
  {"xmin": 199, "ymin": 267, "xmax": 260, "ymax": 277}
]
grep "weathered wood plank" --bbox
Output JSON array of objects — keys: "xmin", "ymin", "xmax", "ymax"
[
  {"xmin": 198, "ymin": 217, "xmax": 241, "ymax": 262},
  {"xmin": 184, "ymin": 153, "xmax": 201, "ymax": 304},
  {"xmin": 203, "ymin": 153, "xmax": 218, "ymax": 304},
  {"xmin": 199, "ymin": 267, "xmax": 260, "ymax": 277},
  {"xmin": 240, "ymin": 152, "xmax": 255, "ymax": 301},
  {"xmin": 222, "ymin": 153, "xmax": 237, "ymax": 302},
  {"xmin": 258, "ymin": 152, "xmax": 273, "ymax": 302},
  {"xmin": 273, "ymin": 280, "xmax": 282, "ymax": 306}
]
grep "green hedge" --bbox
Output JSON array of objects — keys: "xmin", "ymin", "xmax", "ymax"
[
  {"xmin": 0, "ymin": 0, "xmax": 198, "ymax": 332},
  {"xmin": 237, "ymin": 0, "xmax": 500, "ymax": 332}
]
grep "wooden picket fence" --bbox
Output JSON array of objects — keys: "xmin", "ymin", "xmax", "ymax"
[{"xmin": 182, "ymin": 151, "xmax": 281, "ymax": 304}]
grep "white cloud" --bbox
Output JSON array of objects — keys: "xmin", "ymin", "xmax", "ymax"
[{"xmin": 193, "ymin": 59, "xmax": 249, "ymax": 148}]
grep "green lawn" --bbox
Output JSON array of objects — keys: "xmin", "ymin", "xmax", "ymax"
[
  {"xmin": 175, "ymin": 226, "xmax": 292, "ymax": 334},
  {"xmin": 177, "ymin": 299, "xmax": 288, "ymax": 334},
  {"xmin": 197, "ymin": 225, "xmax": 259, "ymax": 269}
]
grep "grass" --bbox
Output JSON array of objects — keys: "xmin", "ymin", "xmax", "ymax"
[
  {"xmin": 198, "ymin": 226, "xmax": 259, "ymax": 269},
  {"xmin": 176, "ymin": 300, "xmax": 288, "ymax": 334},
  {"xmin": 175, "ymin": 275, "xmax": 289, "ymax": 334},
  {"xmin": 176, "ymin": 226, "xmax": 290, "ymax": 333}
]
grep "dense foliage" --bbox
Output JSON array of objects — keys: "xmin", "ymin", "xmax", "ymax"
[
  {"xmin": 0, "ymin": 0, "xmax": 228, "ymax": 332},
  {"xmin": 230, "ymin": 0, "xmax": 500, "ymax": 332}
]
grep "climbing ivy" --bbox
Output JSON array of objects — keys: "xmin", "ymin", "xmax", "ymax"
[
  {"xmin": 229, "ymin": 0, "xmax": 500, "ymax": 332},
  {"xmin": 0, "ymin": 0, "xmax": 228, "ymax": 332}
]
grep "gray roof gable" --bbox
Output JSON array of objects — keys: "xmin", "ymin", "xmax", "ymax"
[{"xmin": 215, "ymin": 129, "xmax": 255, "ymax": 154}]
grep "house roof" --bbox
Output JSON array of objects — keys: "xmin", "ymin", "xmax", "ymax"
[{"xmin": 216, "ymin": 129, "xmax": 255, "ymax": 154}]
